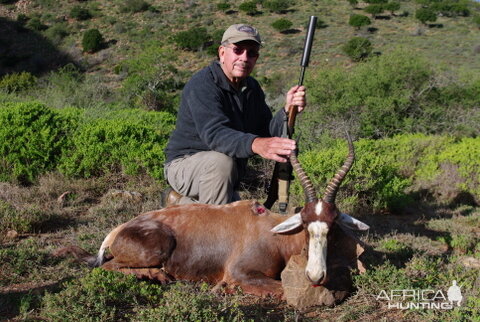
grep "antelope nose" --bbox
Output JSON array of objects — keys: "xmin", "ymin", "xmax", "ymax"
[{"xmin": 305, "ymin": 271, "xmax": 325, "ymax": 285}]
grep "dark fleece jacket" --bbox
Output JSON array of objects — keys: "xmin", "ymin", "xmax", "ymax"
[{"xmin": 165, "ymin": 61, "xmax": 285, "ymax": 178}]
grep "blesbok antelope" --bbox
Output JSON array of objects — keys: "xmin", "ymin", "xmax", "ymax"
[{"xmin": 93, "ymin": 137, "xmax": 369, "ymax": 297}]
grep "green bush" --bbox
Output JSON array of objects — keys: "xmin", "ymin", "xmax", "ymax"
[
  {"xmin": 119, "ymin": 0, "xmax": 150, "ymax": 13},
  {"xmin": 239, "ymin": 1, "xmax": 258, "ymax": 15},
  {"xmin": 431, "ymin": 2, "xmax": 470, "ymax": 17},
  {"xmin": 474, "ymin": 16, "xmax": 480, "ymax": 28},
  {"xmin": 415, "ymin": 8, "xmax": 437, "ymax": 24},
  {"xmin": 347, "ymin": 0, "xmax": 358, "ymax": 8},
  {"xmin": 0, "ymin": 102, "xmax": 79, "ymax": 184},
  {"xmin": 304, "ymin": 49, "xmax": 450, "ymax": 141},
  {"xmin": 118, "ymin": 41, "xmax": 183, "ymax": 111},
  {"xmin": 295, "ymin": 136, "xmax": 414, "ymax": 214},
  {"xmin": 263, "ymin": 0, "xmax": 291, "ymax": 13},
  {"xmin": 174, "ymin": 27, "xmax": 210, "ymax": 51},
  {"xmin": 0, "ymin": 72, "xmax": 37, "ymax": 93},
  {"xmin": 348, "ymin": 14, "xmax": 371, "ymax": 30},
  {"xmin": 41, "ymin": 269, "xmax": 245, "ymax": 321},
  {"xmin": 26, "ymin": 17, "xmax": 47, "ymax": 31},
  {"xmin": 59, "ymin": 111, "xmax": 175, "ymax": 180},
  {"xmin": 271, "ymin": 18, "xmax": 293, "ymax": 32},
  {"xmin": 42, "ymin": 269, "xmax": 164, "ymax": 320},
  {"xmin": 44, "ymin": 23, "xmax": 69, "ymax": 45},
  {"xmin": 82, "ymin": 28, "xmax": 104, "ymax": 53},
  {"xmin": 16, "ymin": 13, "xmax": 29, "ymax": 23},
  {"xmin": 384, "ymin": 1, "xmax": 401, "ymax": 15},
  {"xmin": 293, "ymin": 134, "xmax": 480, "ymax": 213},
  {"xmin": 216, "ymin": 2, "xmax": 231, "ymax": 12},
  {"xmin": 69, "ymin": 6, "xmax": 92, "ymax": 20},
  {"xmin": 342, "ymin": 36, "xmax": 372, "ymax": 62},
  {"xmin": 364, "ymin": 4, "xmax": 385, "ymax": 18}
]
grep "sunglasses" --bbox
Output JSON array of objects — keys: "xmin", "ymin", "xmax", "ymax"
[{"xmin": 225, "ymin": 45, "xmax": 259, "ymax": 58}]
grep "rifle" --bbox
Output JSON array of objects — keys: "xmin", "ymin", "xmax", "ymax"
[{"xmin": 264, "ymin": 16, "xmax": 317, "ymax": 214}]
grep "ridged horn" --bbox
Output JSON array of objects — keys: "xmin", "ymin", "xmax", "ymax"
[
  {"xmin": 322, "ymin": 133, "xmax": 355, "ymax": 204},
  {"xmin": 289, "ymin": 149, "xmax": 318, "ymax": 203}
]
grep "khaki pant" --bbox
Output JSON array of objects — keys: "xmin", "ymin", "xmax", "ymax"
[{"xmin": 164, "ymin": 151, "xmax": 240, "ymax": 205}]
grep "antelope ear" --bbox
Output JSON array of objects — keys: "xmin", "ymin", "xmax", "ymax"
[
  {"xmin": 336, "ymin": 213, "xmax": 370, "ymax": 231},
  {"xmin": 271, "ymin": 213, "xmax": 303, "ymax": 233}
]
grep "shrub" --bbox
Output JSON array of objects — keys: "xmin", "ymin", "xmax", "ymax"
[
  {"xmin": 342, "ymin": 36, "xmax": 372, "ymax": 62},
  {"xmin": 474, "ymin": 15, "xmax": 480, "ymax": 29},
  {"xmin": 365, "ymin": 0, "xmax": 387, "ymax": 3},
  {"xmin": 59, "ymin": 112, "xmax": 175, "ymax": 180},
  {"xmin": 82, "ymin": 28, "xmax": 104, "ymax": 53},
  {"xmin": 216, "ymin": 2, "xmax": 231, "ymax": 12},
  {"xmin": 41, "ymin": 269, "xmax": 245, "ymax": 321},
  {"xmin": 69, "ymin": 6, "xmax": 92, "ymax": 20},
  {"xmin": 239, "ymin": 1, "xmax": 258, "ymax": 15},
  {"xmin": 431, "ymin": 3, "xmax": 470, "ymax": 17},
  {"xmin": 415, "ymin": 8, "xmax": 437, "ymax": 25},
  {"xmin": 44, "ymin": 23, "xmax": 69, "ymax": 45},
  {"xmin": 16, "ymin": 13, "xmax": 29, "ymax": 23},
  {"xmin": 263, "ymin": 0, "xmax": 291, "ymax": 13},
  {"xmin": 116, "ymin": 42, "xmax": 183, "ymax": 112},
  {"xmin": 347, "ymin": 0, "xmax": 358, "ymax": 8},
  {"xmin": 304, "ymin": 49, "xmax": 449, "ymax": 141},
  {"xmin": 119, "ymin": 0, "xmax": 150, "ymax": 13},
  {"xmin": 26, "ymin": 17, "xmax": 47, "ymax": 31},
  {"xmin": 295, "ymin": 136, "xmax": 414, "ymax": 214},
  {"xmin": 271, "ymin": 18, "xmax": 293, "ymax": 32},
  {"xmin": 348, "ymin": 14, "xmax": 371, "ymax": 30},
  {"xmin": 384, "ymin": 1, "xmax": 401, "ymax": 15},
  {"xmin": 0, "ymin": 102, "xmax": 79, "ymax": 184},
  {"xmin": 42, "ymin": 269, "xmax": 164, "ymax": 320},
  {"xmin": 364, "ymin": 4, "xmax": 385, "ymax": 18},
  {"xmin": 174, "ymin": 27, "xmax": 210, "ymax": 51},
  {"xmin": 0, "ymin": 72, "xmax": 37, "ymax": 93}
]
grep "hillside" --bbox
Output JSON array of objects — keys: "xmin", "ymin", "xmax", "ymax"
[{"xmin": 1, "ymin": 0, "xmax": 480, "ymax": 98}]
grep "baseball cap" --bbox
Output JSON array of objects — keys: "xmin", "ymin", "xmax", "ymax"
[{"xmin": 221, "ymin": 24, "xmax": 262, "ymax": 45}]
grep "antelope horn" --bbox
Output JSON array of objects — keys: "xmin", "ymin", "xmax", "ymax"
[
  {"xmin": 322, "ymin": 133, "xmax": 355, "ymax": 204},
  {"xmin": 289, "ymin": 149, "xmax": 317, "ymax": 203}
]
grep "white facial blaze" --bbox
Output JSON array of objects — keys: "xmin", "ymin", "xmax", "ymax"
[
  {"xmin": 305, "ymin": 221, "xmax": 329, "ymax": 284},
  {"xmin": 315, "ymin": 201, "xmax": 323, "ymax": 215}
]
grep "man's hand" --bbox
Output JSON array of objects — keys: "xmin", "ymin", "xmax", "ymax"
[
  {"xmin": 284, "ymin": 85, "xmax": 306, "ymax": 113},
  {"xmin": 252, "ymin": 137, "xmax": 296, "ymax": 163}
]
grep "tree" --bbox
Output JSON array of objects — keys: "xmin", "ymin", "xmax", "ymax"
[
  {"xmin": 384, "ymin": 2, "xmax": 400, "ymax": 16},
  {"xmin": 415, "ymin": 8, "xmax": 437, "ymax": 25},
  {"xmin": 82, "ymin": 29, "xmax": 104, "ymax": 53},
  {"xmin": 364, "ymin": 4, "xmax": 384, "ymax": 18},
  {"xmin": 349, "ymin": 14, "xmax": 372, "ymax": 30},
  {"xmin": 342, "ymin": 37, "xmax": 372, "ymax": 62}
]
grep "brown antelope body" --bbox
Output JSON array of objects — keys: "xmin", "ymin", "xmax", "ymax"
[{"xmin": 94, "ymin": 137, "xmax": 369, "ymax": 297}]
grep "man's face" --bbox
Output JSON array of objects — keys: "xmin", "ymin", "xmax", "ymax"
[{"xmin": 218, "ymin": 40, "xmax": 259, "ymax": 85}]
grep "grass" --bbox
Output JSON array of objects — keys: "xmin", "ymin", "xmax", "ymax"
[{"xmin": 0, "ymin": 173, "xmax": 479, "ymax": 320}]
